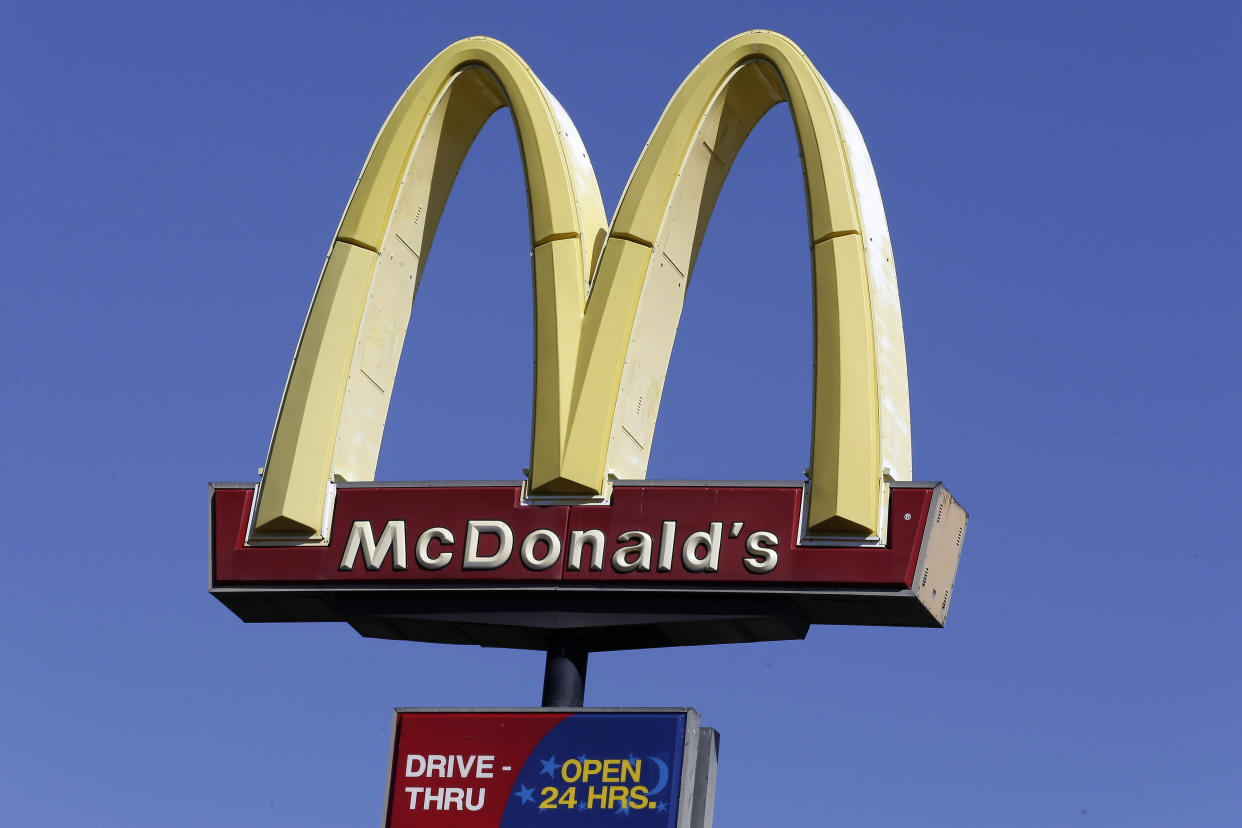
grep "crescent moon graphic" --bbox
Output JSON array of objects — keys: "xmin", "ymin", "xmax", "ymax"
[{"xmin": 648, "ymin": 756, "xmax": 670, "ymax": 796}]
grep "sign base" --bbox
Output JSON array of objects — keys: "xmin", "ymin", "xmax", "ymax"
[{"xmin": 210, "ymin": 481, "xmax": 966, "ymax": 650}]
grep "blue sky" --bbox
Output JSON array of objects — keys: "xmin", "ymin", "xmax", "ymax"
[{"xmin": 3, "ymin": 1, "xmax": 1239, "ymax": 825}]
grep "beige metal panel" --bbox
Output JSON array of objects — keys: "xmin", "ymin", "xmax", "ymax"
[
  {"xmin": 910, "ymin": 486, "xmax": 968, "ymax": 625},
  {"xmin": 604, "ymin": 250, "xmax": 685, "ymax": 480},
  {"xmin": 596, "ymin": 62, "xmax": 784, "ymax": 482},
  {"xmin": 541, "ymin": 238, "xmax": 653, "ymax": 493},
  {"xmin": 332, "ymin": 223, "xmax": 419, "ymax": 484},
  {"xmin": 256, "ymin": 241, "xmax": 376, "ymax": 535},
  {"xmin": 333, "ymin": 68, "xmax": 508, "ymax": 485},
  {"xmin": 657, "ymin": 62, "xmax": 784, "ymax": 279},
  {"xmin": 529, "ymin": 237, "xmax": 591, "ymax": 492},
  {"xmin": 543, "ymin": 90, "xmax": 609, "ymax": 288},
  {"xmin": 806, "ymin": 233, "xmax": 880, "ymax": 536},
  {"xmin": 824, "ymin": 82, "xmax": 911, "ymax": 484}
]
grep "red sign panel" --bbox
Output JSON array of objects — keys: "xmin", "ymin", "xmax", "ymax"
[
  {"xmin": 214, "ymin": 484, "xmax": 930, "ymax": 585},
  {"xmin": 209, "ymin": 482, "xmax": 966, "ymax": 648}
]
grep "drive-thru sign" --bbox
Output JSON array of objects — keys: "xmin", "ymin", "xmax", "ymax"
[{"xmin": 382, "ymin": 710, "xmax": 716, "ymax": 827}]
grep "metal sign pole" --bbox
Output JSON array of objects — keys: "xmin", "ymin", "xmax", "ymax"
[{"xmin": 541, "ymin": 637, "xmax": 588, "ymax": 707}]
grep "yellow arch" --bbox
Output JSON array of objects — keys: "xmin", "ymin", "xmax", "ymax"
[
  {"xmin": 254, "ymin": 31, "xmax": 910, "ymax": 542},
  {"xmin": 556, "ymin": 31, "xmax": 910, "ymax": 537},
  {"xmin": 255, "ymin": 37, "xmax": 606, "ymax": 536}
]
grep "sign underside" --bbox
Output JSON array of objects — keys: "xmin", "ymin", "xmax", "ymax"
[{"xmin": 211, "ymin": 481, "xmax": 965, "ymax": 651}]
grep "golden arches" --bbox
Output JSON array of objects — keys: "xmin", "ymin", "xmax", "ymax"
[{"xmin": 253, "ymin": 31, "xmax": 910, "ymax": 543}]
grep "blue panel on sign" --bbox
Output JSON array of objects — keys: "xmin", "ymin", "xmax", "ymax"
[{"xmin": 497, "ymin": 713, "xmax": 686, "ymax": 826}]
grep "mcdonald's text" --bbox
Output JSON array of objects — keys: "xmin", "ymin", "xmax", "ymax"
[
  {"xmin": 338, "ymin": 517, "xmax": 779, "ymax": 576},
  {"xmin": 213, "ymin": 482, "xmax": 944, "ymax": 586}
]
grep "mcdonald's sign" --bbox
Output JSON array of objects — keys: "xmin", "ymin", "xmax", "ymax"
[{"xmin": 210, "ymin": 31, "xmax": 967, "ymax": 649}]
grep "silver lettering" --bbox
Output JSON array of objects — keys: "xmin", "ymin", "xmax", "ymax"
[
  {"xmin": 339, "ymin": 520, "xmax": 406, "ymax": 571},
  {"xmin": 463, "ymin": 520, "xmax": 513, "ymax": 569},
  {"xmin": 657, "ymin": 521, "xmax": 677, "ymax": 572},
  {"xmin": 743, "ymin": 531, "xmax": 779, "ymax": 573},
  {"xmin": 682, "ymin": 522, "xmax": 722, "ymax": 572},
  {"xmin": 568, "ymin": 529, "xmax": 605, "ymax": 571},
  {"xmin": 416, "ymin": 527, "xmax": 454, "ymax": 569},
  {"xmin": 612, "ymin": 531, "xmax": 652, "ymax": 572},
  {"xmin": 521, "ymin": 528, "xmax": 562, "ymax": 570}
]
